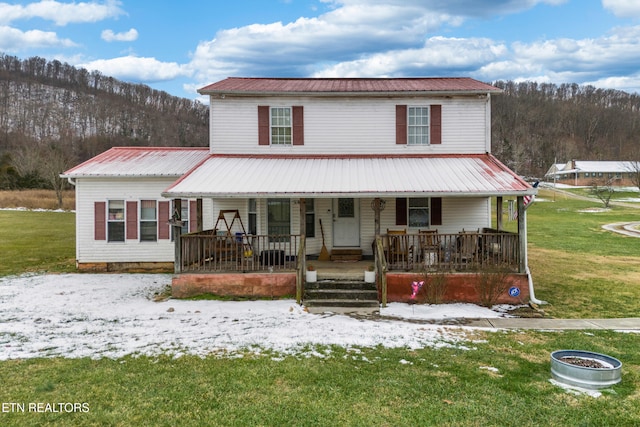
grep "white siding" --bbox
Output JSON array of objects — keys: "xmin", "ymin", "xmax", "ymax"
[
  {"xmin": 75, "ymin": 178, "xmax": 213, "ymax": 263},
  {"xmin": 208, "ymin": 196, "xmax": 491, "ymax": 257},
  {"xmin": 210, "ymin": 96, "xmax": 489, "ymax": 155}
]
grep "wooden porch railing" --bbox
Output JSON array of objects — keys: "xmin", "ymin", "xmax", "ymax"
[
  {"xmin": 179, "ymin": 231, "xmax": 301, "ymax": 273},
  {"xmin": 177, "ymin": 229, "xmax": 519, "ymax": 275},
  {"xmin": 381, "ymin": 228, "xmax": 520, "ymax": 273}
]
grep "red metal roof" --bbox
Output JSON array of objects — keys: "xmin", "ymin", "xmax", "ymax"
[
  {"xmin": 199, "ymin": 77, "xmax": 501, "ymax": 95},
  {"xmin": 61, "ymin": 147, "xmax": 210, "ymax": 178}
]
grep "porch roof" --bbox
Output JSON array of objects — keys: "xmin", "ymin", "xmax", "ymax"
[{"xmin": 162, "ymin": 154, "xmax": 536, "ymax": 198}]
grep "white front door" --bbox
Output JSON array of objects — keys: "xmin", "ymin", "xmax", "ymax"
[{"xmin": 332, "ymin": 198, "xmax": 360, "ymax": 247}]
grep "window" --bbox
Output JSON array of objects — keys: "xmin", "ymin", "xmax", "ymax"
[
  {"xmin": 271, "ymin": 107, "xmax": 292, "ymax": 145},
  {"xmin": 180, "ymin": 200, "xmax": 189, "ymax": 235},
  {"xmin": 408, "ymin": 198, "xmax": 430, "ymax": 227},
  {"xmin": 248, "ymin": 199, "xmax": 257, "ymax": 235},
  {"xmin": 107, "ymin": 200, "xmax": 125, "ymax": 242},
  {"xmin": 396, "ymin": 104, "xmax": 440, "ymax": 145},
  {"xmin": 395, "ymin": 197, "xmax": 441, "ymax": 227},
  {"xmin": 305, "ymin": 199, "xmax": 315, "ymax": 238},
  {"xmin": 268, "ymin": 198, "xmax": 290, "ymax": 242},
  {"xmin": 408, "ymin": 107, "xmax": 429, "ymax": 145},
  {"xmin": 140, "ymin": 200, "xmax": 157, "ymax": 242}
]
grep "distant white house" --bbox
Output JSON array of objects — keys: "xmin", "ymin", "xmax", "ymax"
[{"xmin": 545, "ymin": 160, "xmax": 639, "ymax": 186}]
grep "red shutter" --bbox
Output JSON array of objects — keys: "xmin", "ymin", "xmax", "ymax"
[
  {"xmin": 430, "ymin": 104, "xmax": 441, "ymax": 145},
  {"xmin": 189, "ymin": 200, "xmax": 197, "ymax": 232},
  {"xmin": 292, "ymin": 106, "xmax": 304, "ymax": 145},
  {"xmin": 94, "ymin": 202, "xmax": 106, "ymax": 240},
  {"xmin": 258, "ymin": 106, "xmax": 270, "ymax": 145},
  {"xmin": 126, "ymin": 201, "xmax": 138, "ymax": 240},
  {"xmin": 430, "ymin": 197, "xmax": 442, "ymax": 226},
  {"xmin": 158, "ymin": 201, "xmax": 170, "ymax": 239},
  {"xmin": 395, "ymin": 198, "xmax": 407, "ymax": 226},
  {"xmin": 396, "ymin": 105, "xmax": 407, "ymax": 145}
]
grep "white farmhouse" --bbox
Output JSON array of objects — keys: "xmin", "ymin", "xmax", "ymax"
[{"xmin": 63, "ymin": 77, "xmax": 537, "ymax": 306}]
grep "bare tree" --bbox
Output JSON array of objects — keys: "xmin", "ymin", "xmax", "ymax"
[{"xmin": 590, "ymin": 179, "xmax": 615, "ymax": 208}]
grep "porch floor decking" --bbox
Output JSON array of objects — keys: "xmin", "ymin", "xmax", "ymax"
[{"xmin": 311, "ymin": 260, "xmax": 372, "ymax": 280}]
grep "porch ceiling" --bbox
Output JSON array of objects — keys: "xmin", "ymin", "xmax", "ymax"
[{"xmin": 162, "ymin": 154, "xmax": 536, "ymax": 199}]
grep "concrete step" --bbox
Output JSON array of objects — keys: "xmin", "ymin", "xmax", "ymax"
[
  {"xmin": 305, "ymin": 280, "xmax": 376, "ymax": 291},
  {"xmin": 304, "ymin": 279, "xmax": 379, "ymax": 314},
  {"xmin": 304, "ymin": 288, "xmax": 379, "ymax": 301}
]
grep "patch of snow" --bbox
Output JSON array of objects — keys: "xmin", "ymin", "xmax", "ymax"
[
  {"xmin": 0, "ymin": 207, "xmax": 72, "ymax": 213},
  {"xmin": 0, "ymin": 274, "xmax": 515, "ymax": 360},
  {"xmin": 549, "ymin": 379, "xmax": 603, "ymax": 398}
]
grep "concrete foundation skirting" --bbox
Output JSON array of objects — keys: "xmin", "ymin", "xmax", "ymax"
[
  {"xmin": 385, "ymin": 272, "xmax": 530, "ymax": 305},
  {"xmin": 172, "ymin": 272, "xmax": 297, "ymax": 299},
  {"xmin": 77, "ymin": 262, "xmax": 174, "ymax": 273}
]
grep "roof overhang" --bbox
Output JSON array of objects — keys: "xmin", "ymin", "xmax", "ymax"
[{"xmin": 162, "ymin": 154, "xmax": 535, "ymax": 199}]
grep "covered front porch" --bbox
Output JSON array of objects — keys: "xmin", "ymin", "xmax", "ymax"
[
  {"xmin": 163, "ymin": 154, "xmax": 537, "ymax": 306},
  {"xmin": 170, "ymin": 218, "xmax": 529, "ymax": 306}
]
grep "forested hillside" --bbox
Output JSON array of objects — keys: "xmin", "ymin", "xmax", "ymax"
[
  {"xmin": 492, "ymin": 80, "xmax": 640, "ymax": 178},
  {"xmin": 0, "ymin": 54, "xmax": 208, "ymax": 193},
  {"xmin": 2, "ymin": 54, "xmax": 640, "ymax": 195}
]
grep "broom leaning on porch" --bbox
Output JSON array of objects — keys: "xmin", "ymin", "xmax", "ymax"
[{"xmin": 318, "ymin": 219, "xmax": 330, "ymax": 261}]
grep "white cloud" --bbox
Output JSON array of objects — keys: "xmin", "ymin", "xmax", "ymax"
[
  {"xmin": 602, "ymin": 0, "xmax": 640, "ymax": 18},
  {"xmin": 188, "ymin": 2, "xmax": 460, "ymax": 84},
  {"xmin": 0, "ymin": 25, "xmax": 76, "ymax": 51},
  {"xmin": 585, "ymin": 74, "xmax": 640, "ymax": 93},
  {"xmin": 187, "ymin": 0, "xmax": 576, "ymax": 86},
  {"xmin": 0, "ymin": 0, "xmax": 125, "ymax": 26},
  {"xmin": 312, "ymin": 36, "xmax": 507, "ymax": 77},
  {"xmin": 80, "ymin": 55, "xmax": 191, "ymax": 83},
  {"xmin": 101, "ymin": 28, "xmax": 138, "ymax": 42}
]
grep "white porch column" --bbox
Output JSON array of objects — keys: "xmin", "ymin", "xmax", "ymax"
[{"xmin": 517, "ymin": 196, "xmax": 526, "ymax": 273}]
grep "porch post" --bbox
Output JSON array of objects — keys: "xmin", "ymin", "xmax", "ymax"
[
  {"xmin": 196, "ymin": 198, "xmax": 203, "ymax": 232},
  {"xmin": 298, "ymin": 198, "xmax": 307, "ymax": 304},
  {"xmin": 496, "ymin": 196, "xmax": 503, "ymax": 231},
  {"xmin": 373, "ymin": 197, "xmax": 381, "ymax": 237},
  {"xmin": 173, "ymin": 199, "xmax": 182, "ymax": 274},
  {"xmin": 517, "ymin": 196, "xmax": 526, "ymax": 273}
]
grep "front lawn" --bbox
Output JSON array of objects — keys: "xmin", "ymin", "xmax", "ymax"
[
  {"xmin": 0, "ymin": 191, "xmax": 639, "ymax": 426},
  {"xmin": 0, "ymin": 330, "xmax": 638, "ymax": 426}
]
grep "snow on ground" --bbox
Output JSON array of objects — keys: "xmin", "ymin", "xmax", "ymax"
[{"xmin": 0, "ymin": 274, "xmax": 513, "ymax": 360}]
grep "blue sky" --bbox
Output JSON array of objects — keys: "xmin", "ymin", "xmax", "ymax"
[{"xmin": 2, "ymin": 0, "xmax": 640, "ymax": 101}]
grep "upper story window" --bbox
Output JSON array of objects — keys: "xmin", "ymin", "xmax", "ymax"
[
  {"xmin": 258, "ymin": 105, "xmax": 304, "ymax": 146},
  {"xmin": 271, "ymin": 107, "xmax": 292, "ymax": 145},
  {"xmin": 408, "ymin": 107, "xmax": 429, "ymax": 145},
  {"xmin": 396, "ymin": 104, "xmax": 441, "ymax": 146}
]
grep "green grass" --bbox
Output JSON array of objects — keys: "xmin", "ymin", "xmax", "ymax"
[
  {"xmin": 522, "ymin": 190, "xmax": 640, "ymax": 318},
  {"xmin": 0, "ymin": 210, "xmax": 76, "ymax": 276},
  {"xmin": 1, "ymin": 196, "xmax": 640, "ymax": 426},
  {"xmin": 0, "ymin": 331, "xmax": 637, "ymax": 426}
]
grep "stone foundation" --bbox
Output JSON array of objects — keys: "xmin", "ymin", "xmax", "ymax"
[{"xmin": 77, "ymin": 262, "xmax": 174, "ymax": 273}]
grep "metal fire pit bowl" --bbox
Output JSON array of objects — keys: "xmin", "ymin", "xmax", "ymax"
[{"xmin": 551, "ymin": 350, "xmax": 622, "ymax": 390}]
